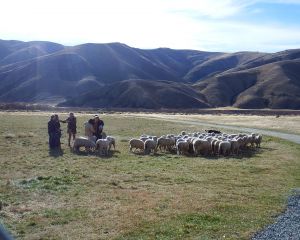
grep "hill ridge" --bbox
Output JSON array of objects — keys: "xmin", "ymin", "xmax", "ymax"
[{"xmin": 0, "ymin": 39, "xmax": 299, "ymax": 109}]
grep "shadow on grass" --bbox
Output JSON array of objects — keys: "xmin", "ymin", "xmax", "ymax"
[
  {"xmin": 72, "ymin": 149, "xmax": 121, "ymax": 159},
  {"xmin": 199, "ymin": 146, "xmax": 275, "ymax": 161},
  {"xmin": 49, "ymin": 148, "xmax": 64, "ymax": 158},
  {"xmin": 151, "ymin": 146, "xmax": 276, "ymax": 161},
  {"xmin": 130, "ymin": 151, "xmax": 165, "ymax": 157}
]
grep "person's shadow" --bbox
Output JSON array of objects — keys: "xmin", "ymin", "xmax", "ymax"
[{"xmin": 49, "ymin": 148, "xmax": 64, "ymax": 158}]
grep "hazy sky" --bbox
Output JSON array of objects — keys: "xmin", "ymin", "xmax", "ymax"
[{"xmin": 1, "ymin": 0, "xmax": 300, "ymax": 52}]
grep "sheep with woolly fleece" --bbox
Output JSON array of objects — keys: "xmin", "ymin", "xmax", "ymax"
[
  {"xmin": 73, "ymin": 136, "xmax": 96, "ymax": 152},
  {"xmin": 144, "ymin": 139, "xmax": 157, "ymax": 154},
  {"xmin": 230, "ymin": 138, "xmax": 243, "ymax": 155},
  {"xmin": 167, "ymin": 134, "xmax": 175, "ymax": 138},
  {"xmin": 150, "ymin": 136, "xmax": 158, "ymax": 142},
  {"xmin": 193, "ymin": 139, "xmax": 211, "ymax": 156},
  {"xmin": 96, "ymin": 138, "xmax": 110, "ymax": 156},
  {"xmin": 213, "ymin": 138, "xmax": 225, "ymax": 155},
  {"xmin": 218, "ymin": 141, "xmax": 231, "ymax": 156},
  {"xmin": 254, "ymin": 135, "xmax": 262, "ymax": 148},
  {"xmin": 140, "ymin": 135, "xmax": 157, "ymax": 142},
  {"xmin": 156, "ymin": 137, "xmax": 175, "ymax": 152},
  {"xmin": 129, "ymin": 138, "xmax": 144, "ymax": 152},
  {"xmin": 106, "ymin": 136, "xmax": 116, "ymax": 150},
  {"xmin": 211, "ymin": 139, "xmax": 218, "ymax": 154},
  {"xmin": 240, "ymin": 136, "xmax": 248, "ymax": 149},
  {"xmin": 247, "ymin": 133, "xmax": 256, "ymax": 148},
  {"xmin": 140, "ymin": 136, "xmax": 150, "ymax": 142},
  {"xmin": 176, "ymin": 140, "xmax": 189, "ymax": 155}
]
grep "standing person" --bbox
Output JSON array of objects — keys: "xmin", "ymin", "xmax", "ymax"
[
  {"xmin": 84, "ymin": 119, "xmax": 96, "ymax": 142},
  {"xmin": 48, "ymin": 115, "xmax": 56, "ymax": 149},
  {"xmin": 93, "ymin": 115, "xmax": 104, "ymax": 140},
  {"xmin": 53, "ymin": 114, "xmax": 62, "ymax": 148},
  {"xmin": 61, "ymin": 113, "xmax": 77, "ymax": 147}
]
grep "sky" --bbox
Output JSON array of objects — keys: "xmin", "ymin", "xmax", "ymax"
[{"xmin": 1, "ymin": 0, "xmax": 300, "ymax": 52}]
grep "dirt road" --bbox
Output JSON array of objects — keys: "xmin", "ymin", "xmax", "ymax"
[{"xmin": 132, "ymin": 114, "xmax": 300, "ymax": 144}]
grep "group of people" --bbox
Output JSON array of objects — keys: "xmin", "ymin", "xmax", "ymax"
[{"xmin": 48, "ymin": 113, "xmax": 104, "ymax": 150}]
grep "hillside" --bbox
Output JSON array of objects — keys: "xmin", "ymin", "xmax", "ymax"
[
  {"xmin": 59, "ymin": 79, "xmax": 210, "ymax": 109},
  {"xmin": 0, "ymin": 39, "xmax": 299, "ymax": 109},
  {"xmin": 194, "ymin": 59, "xmax": 300, "ymax": 109}
]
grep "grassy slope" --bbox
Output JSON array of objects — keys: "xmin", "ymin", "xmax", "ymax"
[{"xmin": 0, "ymin": 113, "xmax": 299, "ymax": 240}]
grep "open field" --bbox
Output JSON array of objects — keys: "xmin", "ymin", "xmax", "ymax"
[{"xmin": 0, "ymin": 112, "xmax": 300, "ymax": 239}]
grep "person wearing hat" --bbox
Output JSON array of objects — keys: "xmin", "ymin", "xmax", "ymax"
[
  {"xmin": 48, "ymin": 115, "xmax": 56, "ymax": 149},
  {"xmin": 93, "ymin": 114, "xmax": 104, "ymax": 140},
  {"xmin": 48, "ymin": 114, "xmax": 62, "ymax": 149},
  {"xmin": 61, "ymin": 112, "xmax": 77, "ymax": 147}
]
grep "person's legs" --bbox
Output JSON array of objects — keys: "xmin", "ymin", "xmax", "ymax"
[
  {"xmin": 53, "ymin": 133, "xmax": 61, "ymax": 148},
  {"xmin": 57, "ymin": 135, "xmax": 61, "ymax": 149},
  {"xmin": 53, "ymin": 133, "xmax": 57, "ymax": 148},
  {"xmin": 68, "ymin": 132, "xmax": 71, "ymax": 146},
  {"xmin": 49, "ymin": 134, "xmax": 54, "ymax": 149}
]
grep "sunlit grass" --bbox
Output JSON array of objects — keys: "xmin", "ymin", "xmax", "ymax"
[{"xmin": 0, "ymin": 113, "xmax": 299, "ymax": 239}]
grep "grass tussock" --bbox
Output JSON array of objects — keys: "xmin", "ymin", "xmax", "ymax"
[{"xmin": 0, "ymin": 113, "xmax": 299, "ymax": 240}]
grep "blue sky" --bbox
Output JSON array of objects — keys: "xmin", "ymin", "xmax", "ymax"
[{"xmin": 0, "ymin": 0, "xmax": 300, "ymax": 52}]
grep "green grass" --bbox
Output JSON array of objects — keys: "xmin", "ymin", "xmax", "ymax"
[{"xmin": 0, "ymin": 112, "xmax": 299, "ymax": 239}]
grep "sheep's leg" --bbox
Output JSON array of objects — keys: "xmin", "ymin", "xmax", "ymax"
[{"xmin": 193, "ymin": 149, "xmax": 197, "ymax": 156}]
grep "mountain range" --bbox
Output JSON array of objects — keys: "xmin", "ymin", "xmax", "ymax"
[{"xmin": 0, "ymin": 39, "xmax": 299, "ymax": 109}]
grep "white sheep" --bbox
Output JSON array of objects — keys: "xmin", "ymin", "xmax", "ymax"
[
  {"xmin": 140, "ymin": 136, "xmax": 150, "ymax": 142},
  {"xmin": 246, "ymin": 133, "xmax": 256, "ymax": 148},
  {"xmin": 193, "ymin": 139, "xmax": 211, "ymax": 156},
  {"xmin": 96, "ymin": 138, "xmax": 110, "ymax": 156},
  {"xmin": 218, "ymin": 141, "xmax": 231, "ymax": 156},
  {"xmin": 156, "ymin": 137, "xmax": 175, "ymax": 152},
  {"xmin": 144, "ymin": 139, "xmax": 157, "ymax": 155},
  {"xmin": 129, "ymin": 138, "xmax": 144, "ymax": 152},
  {"xmin": 230, "ymin": 138, "xmax": 243, "ymax": 155},
  {"xmin": 254, "ymin": 135, "xmax": 262, "ymax": 148},
  {"xmin": 211, "ymin": 139, "xmax": 218, "ymax": 154},
  {"xmin": 73, "ymin": 137, "xmax": 96, "ymax": 152},
  {"xmin": 176, "ymin": 141, "xmax": 189, "ymax": 155},
  {"xmin": 106, "ymin": 136, "xmax": 116, "ymax": 150}
]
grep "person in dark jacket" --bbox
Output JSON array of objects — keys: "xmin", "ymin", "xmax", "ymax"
[
  {"xmin": 53, "ymin": 114, "xmax": 62, "ymax": 148},
  {"xmin": 48, "ymin": 115, "xmax": 56, "ymax": 149},
  {"xmin": 93, "ymin": 115, "xmax": 104, "ymax": 140},
  {"xmin": 61, "ymin": 112, "xmax": 77, "ymax": 146}
]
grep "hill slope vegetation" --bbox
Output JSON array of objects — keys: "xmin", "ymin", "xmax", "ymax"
[{"xmin": 0, "ymin": 39, "xmax": 299, "ymax": 109}]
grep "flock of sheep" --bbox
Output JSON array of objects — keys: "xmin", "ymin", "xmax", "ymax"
[
  {"xmin": 71, "ymin": 129, "xmax": 262, "ymax": 157},
  {"xmin": 129, "ymin": 130, "xmax": 263, "ymax": 156}
]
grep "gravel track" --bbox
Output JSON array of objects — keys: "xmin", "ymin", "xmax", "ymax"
[
  {"xmin": 252, "ymin": 189, "xmax": 300, "ymax": 240},
  {"xmin": 134, "ymin": 115, "xmax": 300, "ymax": 144}
]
